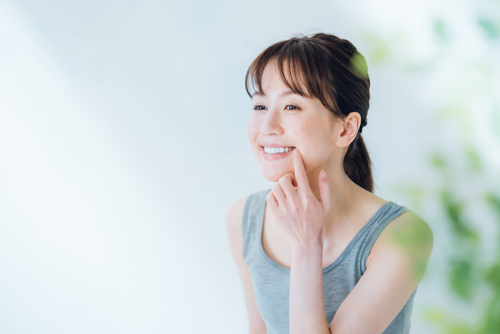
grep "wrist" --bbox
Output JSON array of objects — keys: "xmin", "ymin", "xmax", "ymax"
[{"xmin": 291, "ymin": 237, "xmax": 323, "ymax": 257}]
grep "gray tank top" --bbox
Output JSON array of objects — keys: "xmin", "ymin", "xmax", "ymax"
[{"xmin": 242, "ymin": 188, "xmax": 417, "ymax": 334}]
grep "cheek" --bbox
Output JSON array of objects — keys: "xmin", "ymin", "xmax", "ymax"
[
  {"xmin": 287, "ymin": 118, "xmax": 317, "ymax": 146},
  {"xmin": 247, "ymin": 116, "xmax": 262, "ymax": 153},
  {"xmin": 247, "ymin": 117, "xmax": 259, "ymax": 140},
  {"xmin": 292, "ymin": 120, "xmax": 332, "ymax": 160}
]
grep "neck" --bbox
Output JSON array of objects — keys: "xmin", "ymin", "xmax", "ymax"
[{"xmin": 307, "ymin": 165, "xmax": 360, "ymax": 238}]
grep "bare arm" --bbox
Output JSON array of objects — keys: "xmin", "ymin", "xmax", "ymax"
[
  {"xmin": 226, "ymin": 196, "xmax": 267, "ymax": 334},
  {"xmin": 289, "ymin": 237, "xmax": 330, "ymax": 334},
  {"xmin": 268, "ymin": 150, "xmax": 434, "ymax": 333},
  {"xmin": 328, "ymin": 211, "xmax": 434, "ymax": 334},
  {"xmin": 288, "ymin": 211, "xmax": 433, "ymax": 334}
]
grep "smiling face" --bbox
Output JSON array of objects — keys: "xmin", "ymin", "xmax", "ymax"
[{"xmin": 247, "ymin": 61, "xmax": 344, "ymax": 182}]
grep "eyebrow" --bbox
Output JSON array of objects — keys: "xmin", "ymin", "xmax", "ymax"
[{"xmin": 252, "ymin": 90, "xmax": 298, "ymax": 98}]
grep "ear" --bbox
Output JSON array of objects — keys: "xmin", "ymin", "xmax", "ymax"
[{"xmin": 335, "ymin": 112, "xmax": 361, "ymax": 148}]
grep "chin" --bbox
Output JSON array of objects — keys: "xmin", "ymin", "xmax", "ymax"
[{"xmin": 260, "ymin": 164, "xmax": 294, "ymax": 182}]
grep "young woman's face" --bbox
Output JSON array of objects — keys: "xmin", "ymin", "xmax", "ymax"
[{"xmin": 247, "ymin": 62, "xmax": 341, "ymax": 182}]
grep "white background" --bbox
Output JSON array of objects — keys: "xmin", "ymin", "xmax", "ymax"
[{"xmin": 1, "ymin": 0, "xmax": 498, "ymax": 333}]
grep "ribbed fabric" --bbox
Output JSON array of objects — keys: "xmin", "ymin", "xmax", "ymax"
[{"xmin": 242, "ymin": 188, "xmax": 417, "ymax": 334}]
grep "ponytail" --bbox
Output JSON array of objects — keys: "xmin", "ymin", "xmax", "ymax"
[{"xmin": 344, "ymin": 134, "xmax": 373, "ymax": 192}]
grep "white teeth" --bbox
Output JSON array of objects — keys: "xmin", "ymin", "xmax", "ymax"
[{"xmin": 263, "ymin": 146, "xmax": 295, "ymax": 154}]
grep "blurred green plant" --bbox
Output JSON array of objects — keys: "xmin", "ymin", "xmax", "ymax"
[
  {"xmin": 350, "ymin": 51, "xmax": 369, "ymax": 79},
  {"xmin": 478, "ymin": 17, "xmax": 500, "ymax": 40},
  {"xmin": 362, "ymin": 4, "xmax": 500, "ymax": 333},
  {"xmin": 434, "ymin": 19, "xmax": 451, "ymax": 43}
]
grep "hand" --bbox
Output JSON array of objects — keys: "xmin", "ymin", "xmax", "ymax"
[{"xmin": 266, "ymin": 149, "xmax": 332, "ymax": 248}]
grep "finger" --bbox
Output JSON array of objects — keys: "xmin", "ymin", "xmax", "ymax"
[
  {"xmin": 288, "ymin": 172, "xmax": 298, "ymax": 187},
  {"xmin": 278, "ymin": 173, "xmax": 297, "ymax": 199},
  {"xmin": 272, "ymin": 183, "xmax": 286, "ymax": 206},
  {"xmin": 293, "ymin": 149, "xmax": 311, "ymax": 193},
  {"xmin": 318, "ymin": 169, "xmax": 332, "ymax": 212},
  {"xmin": 266, "ymin": 190, "xmax": 279, "ymax": 212}
]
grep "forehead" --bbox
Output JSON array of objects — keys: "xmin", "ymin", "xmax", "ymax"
[
  {"xmin": 254, "ymin": 60, "xmax": 309, "ymax": 98},
  {"xmin": 260, "ymin": 62, "xmax": 286, "ymax": 88}
]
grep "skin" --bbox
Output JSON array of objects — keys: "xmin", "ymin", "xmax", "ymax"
[
  {"xmin": 247, "ymin": 60, "xmax": 378, "ymax": 241},
  {"xmin": 240, "ymin": 60, "xmax": 434, "ymax": 333}
]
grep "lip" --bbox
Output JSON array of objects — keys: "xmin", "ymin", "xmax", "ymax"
[
  {"xmin": 261, "ymin": 145, "xmax": 296, "ymax": 160},
  {"xmin": 261, "ymin": 142, "xmax": 295, "ymax": 148}
]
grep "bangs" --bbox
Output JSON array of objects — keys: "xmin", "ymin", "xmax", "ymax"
[{"xmin": 245, "ymin": 38, "xmax": 337, "ymax": 112}]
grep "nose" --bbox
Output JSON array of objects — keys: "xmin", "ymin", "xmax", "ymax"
[{"xmin": 260, "ymin": 106, "xmax": 283, "ymax": 136}]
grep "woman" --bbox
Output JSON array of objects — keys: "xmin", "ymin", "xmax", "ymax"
[{"xmin": 226, "ymin": 32, "xmax": 434, "ymax": 334}]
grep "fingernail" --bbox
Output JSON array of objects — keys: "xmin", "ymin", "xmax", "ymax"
[
  {"xmin": 321, "ymin": 170, "xmax": 327, "ymax": 179},
  {"xmin": 294, "ymin": 149, "xmax": 298, "ymax": 156}
]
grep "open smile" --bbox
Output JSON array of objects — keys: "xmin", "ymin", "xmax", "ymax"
[{"xmin": 261, "ymin": 146, "xmax": 296, "ymax": 160}]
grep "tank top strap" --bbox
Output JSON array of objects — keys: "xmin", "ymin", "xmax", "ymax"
[
  {"xmin": 242, "ymin": 189, "xmax": 412, "ymax": 274},
  {"xmin": 242, "ymin": 189, "xmax": 269, "ymax": 262},
  {"xmin": 357, "ymin": 201, "xmax": 412, "ymax": 274}
]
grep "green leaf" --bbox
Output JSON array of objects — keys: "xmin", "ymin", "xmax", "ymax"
[
  {"xmin": 350, "ymin": 51, "xmax": 369, "ymax": 79},
  {"xmin": 441, "ymin": 191, "xmax": 479, "ymax": 242},
  {"xmin": 449, "ymin": 259, "xmax": 475, "ymax": 300},
  {"xmin": 485, "ymin": 263, "xmax": 500, "ymax": 287},
  {"xmin": 486, "ymin": 193, "xmax": 500, "ymax": 232},
  {"xmin": 434, "ymin": 19, "xmax": 451, "ymax": 43},
  {"xmin": 444, "ymin": 324, "xmax": 473, "ymax": 334},
  {"xmin": 362, "ymin": 33, "xmax": 389, "ymax": 66},
  {"xmin": 430, "ymin": 152, "xmax": 446, "ymax": 169},
  {"xmin": 480, "ymin": 292, "xmax": 500, "ymax": 334},
  {"xmin": 420, "ymin": 307, "xmax": 447, "ymax": 323},
  {"xmin": 478, "ymin": 17, "xmax": 500, "ymax": 40},
  {"xmin": 465, "ymin": 145, "xmax": 482, "ymax": 173}
]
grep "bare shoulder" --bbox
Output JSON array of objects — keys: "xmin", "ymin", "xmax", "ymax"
[
  {"xmin": 382, "ymin": 210, "xmax": 434, "ymax": 254},
  {"xmin": 226, "ymin": 195, "xmax": 249, "ymax": 259},
  {"xmin": 226, "ymin": 195, "xmax": 268, "ymax": 332},
  {"xmin": 226, "ymin": 196, "xmax": 248, "ymax": 235},
  {"xmin": 368, "ymin": 210, "xmax": 434, "ymax": 281},
  {"xmin": 329, "ymin": 210, "xmax": 433, "ymax": 333}
]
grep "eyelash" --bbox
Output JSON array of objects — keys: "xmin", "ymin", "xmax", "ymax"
[{"xmin": 253, "ymin": 105, "xmax": 300, "ymax": 111}]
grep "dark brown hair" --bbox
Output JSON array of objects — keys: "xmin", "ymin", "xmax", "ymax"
[{"xmin": 245, "ymin": 32, "xmax": 373, "ymax": 192}]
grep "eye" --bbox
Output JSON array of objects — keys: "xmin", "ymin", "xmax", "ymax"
[
  {"xmin": 285, "ymin": 105, "xmax": 299, "ymax": 110},
  {"xmin": 253, "ymin": 105, "xmax": 266, "ymax": 111}
]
